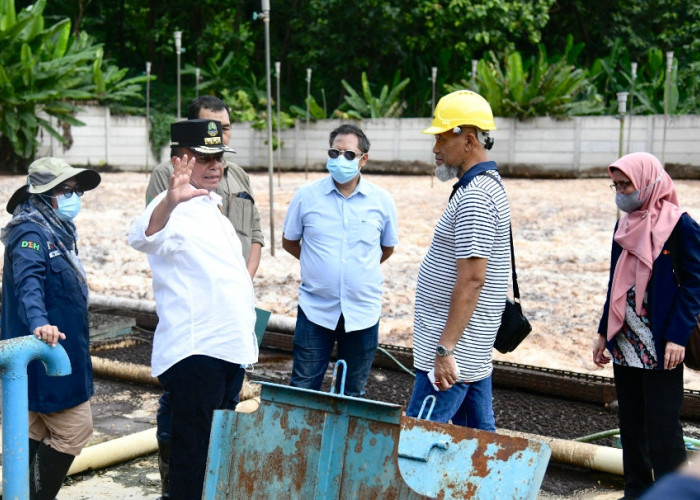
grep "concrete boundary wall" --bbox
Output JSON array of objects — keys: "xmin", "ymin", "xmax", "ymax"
[{"xmin": 36, "ymin": 107, "xmax": 700, "ymax": 176}]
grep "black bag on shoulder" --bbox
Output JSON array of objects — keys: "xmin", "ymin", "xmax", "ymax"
[
  {"xmin": 685, "ymin": 319, "xmax": 700, "ymax": 371},
  {"xmin": 494, "ymin": 226, "xmax": 532, "ymax": 354},
  {"xmin": 667, "ymin": 221, "xmax": 700, "ymax": 370}
]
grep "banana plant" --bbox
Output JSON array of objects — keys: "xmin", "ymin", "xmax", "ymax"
[
  {"xmin": 0, "ymin": 0, "xmax": 148, "ymax": 171},
  {"xmin": 447, "ymin": 39, "xmax": 602, "ymax": 119},
  {"xmin": 289, "ymin": 94, "xmax": 328, "ymax": 120},
  {"xmin": 340, "ymin": 71, "xmax": 411, "ymax": 119}
]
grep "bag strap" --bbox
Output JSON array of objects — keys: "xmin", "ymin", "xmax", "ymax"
[
  {"xmin": 508, "ymin": 226, "xmax": 520, "ymax": 301},
  {"xmin": 478, "ymin": 172, "xmax": 520, "ymax": 302}
]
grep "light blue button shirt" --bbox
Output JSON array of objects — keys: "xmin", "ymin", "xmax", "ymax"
[{"xmin": 283, "ymin": 175, "xmax": 399, "ymax": 332}]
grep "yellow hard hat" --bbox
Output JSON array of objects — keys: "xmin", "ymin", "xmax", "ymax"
[{"xmin": 422, "ymin": 90, "xmax": 496, "ymax": 134}]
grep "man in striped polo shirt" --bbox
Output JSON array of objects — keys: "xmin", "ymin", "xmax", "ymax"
[{"xmin": 406, "ymin": 90, "xmax": 511, "ymax": 431}]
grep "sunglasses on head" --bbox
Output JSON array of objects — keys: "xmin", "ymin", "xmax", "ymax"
[{"xmin": 327, "ymin": 148, "xmax": 364, "ymax": 161}]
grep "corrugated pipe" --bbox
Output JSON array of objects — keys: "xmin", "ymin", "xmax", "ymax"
[
  {"xmin": 91, "ymin": 356, "xmax": 159, "ymax": 386},
  {"xmin": 90, "ymin": 356, "xmax": 261, "ymax": 402}
]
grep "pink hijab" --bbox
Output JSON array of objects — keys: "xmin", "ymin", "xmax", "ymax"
[{"xmin": 606, "ymin": 152, "xmax": 683, "ymax": 340}]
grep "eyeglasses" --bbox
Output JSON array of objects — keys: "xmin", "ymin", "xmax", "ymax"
[
  {"xmin": 610, "ymin": 181, "xmax": 633, "ymax": 192},
  {"xmin": 194, "ymin": 153, "xmax": 224, "ymax": 165},
  {"xmin": 328, "ymin": 148, "xmax": 365, "ymax": 161},
  {"xmin": 53, "ymin": 185, "xmax": 84, "ymax": 198}
]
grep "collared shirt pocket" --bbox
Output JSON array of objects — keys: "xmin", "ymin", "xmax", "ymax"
[
  {"xmin": 47, "ymin": 254, "xmax": 82, "ymax": 301},
  {"xmin": 359, "ymin": 218, "xmax": 381, "ymax": 247},
  {"xmin": 227, "ymin": 194, "xmax": 254, "ymax": 240}
]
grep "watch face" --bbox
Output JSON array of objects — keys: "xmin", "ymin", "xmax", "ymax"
[{"xmin": 437, "ymin": 345, "xmax": 450, "ymax": 356}]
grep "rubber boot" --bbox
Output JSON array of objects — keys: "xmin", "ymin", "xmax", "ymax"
[
  {"xmin": 28, "ymin": 438, "xmax": 41, "ymax": 468},
  {"xmin": 30, "ymin": 442, "xmax": 75, "ymax": 500},
  {"xmin": 157, "ymin": 439, "xmax": 171, "ymax": 499}
]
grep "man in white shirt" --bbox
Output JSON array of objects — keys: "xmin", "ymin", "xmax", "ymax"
[{"xmin": 129, "ymin": 119, "xmax": 258, "ymax": 500}]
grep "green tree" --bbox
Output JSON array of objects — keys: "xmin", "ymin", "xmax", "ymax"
[
  {"xmin": 0, "ymin": 0, "xmax": 148, "ymax": 171},
  {"xmin": 542, "ymin": 0, "xmax": 700, "ymax": 114},
  {"xmin": 275, "ymin": 0, "xmax": 555, "ymax": 117}
]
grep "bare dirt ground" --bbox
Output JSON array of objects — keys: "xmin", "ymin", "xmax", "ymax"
[{"xmin": 1, "ymin": 170, "xmax": 697, "ymax": 388}]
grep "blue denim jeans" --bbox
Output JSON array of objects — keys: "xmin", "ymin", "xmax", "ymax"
[
  {"xmin": 290, "ymin": 306, "xmax": 378, "ymax": 397},
  {"xmin": 405, "ymin": 370, "xmax": 496, "ymax": 431}
]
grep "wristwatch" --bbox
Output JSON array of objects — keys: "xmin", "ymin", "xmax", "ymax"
[{"xmin": 436, "ymin": 344, "xmax": 455, "ymax": 357}]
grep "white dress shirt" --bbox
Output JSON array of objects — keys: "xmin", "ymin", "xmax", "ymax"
[{"xmin": 129, "ymin": 189, "xmax": 258, "ymax": 376}]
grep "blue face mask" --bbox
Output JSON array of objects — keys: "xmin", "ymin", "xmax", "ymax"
[
  {"xmin": 326, "ymin": 156, "xmax": 360, "ymax": 184},
  {"xmin": 54, "ymin": 193, "xmax": 82, "ymax": 221}
]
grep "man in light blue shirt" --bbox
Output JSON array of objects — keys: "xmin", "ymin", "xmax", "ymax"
[{"xmin": 282, "ymin": 124, "xmax": 398, "ymax": 397}]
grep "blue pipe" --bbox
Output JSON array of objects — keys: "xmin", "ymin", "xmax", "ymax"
[{"xmin": 0, "ymin": 335, "xmax": 71, "ymax": 500}]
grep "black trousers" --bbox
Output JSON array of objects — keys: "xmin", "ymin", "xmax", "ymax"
[
  {"xmin": 158, "ymin": 355, "xmax": 241, "ymax": 500},
  {"xmin": 613, "ymin": 363, "xmax": 687, "ymax": 498}
]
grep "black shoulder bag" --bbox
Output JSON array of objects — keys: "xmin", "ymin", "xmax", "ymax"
[
  {"xmin": 667, "ymin": 222, "xmax": 700, "ymax": 370},
  {"xmin": 476, "ymin": 172, "xmax": 532, "ymax": 353},
  {"xmin": 494, "ymin": 226, "xmax": 533, "ymax": 353}
]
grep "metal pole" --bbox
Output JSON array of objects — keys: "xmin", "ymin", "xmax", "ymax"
[
  {"xmin": 275, "ymin": 61, "xmax": 281, "ymax": 187},
  {"xmin": 195, "ymin": 67, "xmax": 200, "ymax": 98},
  {"xmin": 626, "ymin": 62, "xmax": 637, "ymax": 154},
  {"xmin": 616, "ymin": 92, "xmax": 628, "ymax": 220},
  {"xmin": 616, "ymin": 92, "xmax": 628, "ymax": 158},
  {"xmin": 431, "ymin": 66, "xmax": 437, "ymax": 113},
  {"xmin": 262, "ymin": 0, "xmax": 275, "ymax": 256},
  {"xmin": 471, "ymin": 59, "xmax": 478, "ymax": 90},
  {"xmin": 174, "ymin": 31, "xmax": 182, "ymax": 120},
  {"xmin": 661, "ymin": 51, "xmax": 673, "ymax": 165},
  {"xmin": 305, "ymin": 67, "xmax": 311, "ymax": 179},
  {"xmin": 146, "ymin": 61, "xmax": 151, "ymax": 170}
]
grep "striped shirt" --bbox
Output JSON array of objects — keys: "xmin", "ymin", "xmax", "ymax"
[{"xmin": 413, "ymin": 171, "xmax": 511, "ymax": 382}]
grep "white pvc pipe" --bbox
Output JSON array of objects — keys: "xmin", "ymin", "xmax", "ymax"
[
  {"xmin": 66, "ymin": 399, "xmax": 265, "ymax": 477},
  {"xmin": 498, "ymin": 428, "xmax": 623, "ymax": 475},
  {"xmin": 68, "ymin": 427, "xmax": 157, "ymax": 476},
  {"xmin": 89, "ymin": 293, "xmax": 297, "ymax": 333}
]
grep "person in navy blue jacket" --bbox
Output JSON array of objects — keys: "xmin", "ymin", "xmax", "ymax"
[
  {"xmin": 593, "ymin": 152, "xmax": 700, "ymax": 499},
  {"xmin": 1, "ymin": 157, "xmax": 100, "ymax": 500}
]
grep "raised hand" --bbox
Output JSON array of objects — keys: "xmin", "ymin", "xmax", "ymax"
[
  {"xmin": 145, "ymin": 153, "xmax": 210, "ymax": 236},
  {"xmin": 166, "ymin": 154, "xmax": 209, "ymax": 206}
]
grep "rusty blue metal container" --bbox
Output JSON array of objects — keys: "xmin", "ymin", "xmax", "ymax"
[
  {"xmin": 399, "ymin": 417, "xmax": 551, "ymax": 499},
  {"xmin": 204, "ymin": 381, "xmax": 551, "ymax": 499}
]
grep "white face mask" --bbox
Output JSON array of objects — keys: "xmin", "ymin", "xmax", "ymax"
[{"xmin": 435, "ymin": 165, "xmax": 458, "ymax": 182}]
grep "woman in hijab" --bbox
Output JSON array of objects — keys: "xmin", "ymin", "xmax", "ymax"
[
  {"xmin": 1, "ymin": 157, "xmax": 101, "ymax": 500},
  {"xmin": 593, "ymin": 152, "xmax": 700, "ymax": 499}
]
